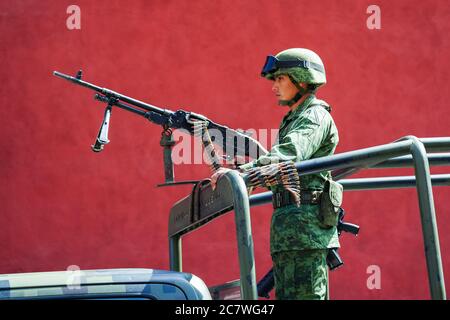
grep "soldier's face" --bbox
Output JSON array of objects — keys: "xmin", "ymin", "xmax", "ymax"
[{"xmin": 272, "ymin": 75, "xmax": 299, "ymax": 102}]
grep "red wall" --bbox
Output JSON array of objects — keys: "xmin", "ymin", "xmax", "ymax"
[{"xmin": 0, "ymin": 0, "xmax": 449, "ymax": 299}]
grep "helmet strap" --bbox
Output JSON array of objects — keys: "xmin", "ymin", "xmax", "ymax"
[{"xmin": 278, "ymin": 75, "xmax": 309, "ymax": 107}]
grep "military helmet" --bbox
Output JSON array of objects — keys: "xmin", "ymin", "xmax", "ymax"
[{"xmin": 261, "ymin": 48, "xmax": 326, "ymax": 86}]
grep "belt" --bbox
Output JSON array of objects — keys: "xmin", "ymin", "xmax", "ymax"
[{"xmin": 272, "ymin": 190, "xmax": 322, "ymax": 209}]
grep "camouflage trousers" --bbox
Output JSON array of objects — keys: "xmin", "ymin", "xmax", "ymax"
[{"xmin": 272, "ymin": 249, "xmax": 328, "ymax": 300}]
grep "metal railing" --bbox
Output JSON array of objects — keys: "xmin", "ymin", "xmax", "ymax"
[{"xmin": 168, "ymin": 136, "xmax": 450, "ymax": 300}]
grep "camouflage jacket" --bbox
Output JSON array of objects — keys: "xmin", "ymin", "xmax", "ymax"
[{"xmin": 240, "ymin": 94, "xmax": 340, "ymax": 253}]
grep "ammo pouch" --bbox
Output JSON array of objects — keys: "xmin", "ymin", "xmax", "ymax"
[{"xmin": 319, "ymin": 179, "xmax": 343, "ymax": 228}]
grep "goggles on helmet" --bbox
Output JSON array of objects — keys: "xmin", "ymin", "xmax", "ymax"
[{"xmin": 260, "ymin": 55, "xmax": 325, "ymax": 77}]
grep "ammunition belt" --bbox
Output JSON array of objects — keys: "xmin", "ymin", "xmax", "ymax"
[{"xmin": 272, "ymin": 190, "xmax": 322, "ymax": 209}]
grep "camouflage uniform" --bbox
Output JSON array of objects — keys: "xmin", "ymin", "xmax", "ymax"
[
  {"xmin": 240, "ymin": 49, "xmax": 339, "ymax": 299},
  {"xmin": 272, "ymin": 250, "xmax": 328, "ymax": 300}
]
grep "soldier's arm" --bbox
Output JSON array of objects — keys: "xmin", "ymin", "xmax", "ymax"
[{"xmin": 239, "ymin": 108, "xmax": 330, "ymax": 171}]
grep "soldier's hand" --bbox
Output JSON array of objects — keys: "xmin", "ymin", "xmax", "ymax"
[{"xmin": 210, "ymin": 167, "xmax": 233, "ymax": 190}]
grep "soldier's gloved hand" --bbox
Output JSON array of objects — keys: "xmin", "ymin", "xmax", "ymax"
[{"xmin": 210, "ymin": 167, "xmax": 233, "ymax": 190}]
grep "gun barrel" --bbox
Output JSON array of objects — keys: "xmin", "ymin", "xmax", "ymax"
[
  {"xmin": 53, "ymin": 70, "xmax": 172, "ymax": 116},
  {"xmin": 53, "ymin": 71, "xmax": 70, "ymax": 80},
  {"xmin": 53, "ymin": 71, "xmax": 104, "ymax": 93}
]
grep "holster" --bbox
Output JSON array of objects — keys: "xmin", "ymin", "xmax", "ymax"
[{"xmin": 318, "ymin": 179, "xmax": 343, "ymax": 228}]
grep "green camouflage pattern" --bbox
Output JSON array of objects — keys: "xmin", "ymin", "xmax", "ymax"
[
  {"xmin": 264, "ymin": 48, "xmax": 326, "ymax": 85},
  {"xmin": 272, "ymin": 250, "xmax": 328, "ymax": 300},
  {"xmin": 240, "ymin": 94, "xmax": 340, "ymax": 252},
  {"xmin": 271, "ymin": 202, "xmax": 339, "ymax": 253}
]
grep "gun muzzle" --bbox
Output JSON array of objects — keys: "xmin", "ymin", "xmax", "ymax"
[
  {"xmin": 91, "ymin": 106, "xmax": 112, "ymax": 152},
  {"xmin": 53, "ymin": 70, "xmax": 78, "ymax": 83}
]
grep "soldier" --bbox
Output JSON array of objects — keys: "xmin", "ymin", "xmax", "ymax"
[{"xmin": 212, "ymin": 48, "xmax": 340, "ymax": 299}]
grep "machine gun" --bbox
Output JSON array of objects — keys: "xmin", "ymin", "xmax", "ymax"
[
  {"xmin": 53, "ymin": 70, "xmax": 268, "ymax": 185},
  {"xmin": 257, "ymin": 207, "xmax": 359, "ymax": 298}
]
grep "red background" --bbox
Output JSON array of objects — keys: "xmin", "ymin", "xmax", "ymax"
[{"xmin": 0, "ymin": 0, "xmax": 449, "ymax": 299}]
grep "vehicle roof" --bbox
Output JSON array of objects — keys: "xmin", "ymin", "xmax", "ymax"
[{"xmin": 0, "ymin": 268, "xmax": 211, "ymax": 300}]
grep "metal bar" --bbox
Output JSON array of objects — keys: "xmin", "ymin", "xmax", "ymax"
[
  {"xmin": 249, "ymin": 174, "xmax": 450, "ymax": 205},
  {"xmin": 224, "ymin": 170, "xmax": 257, "ymax": 300},
  {"xmin": 169, "ymin": 236, "xmax": 182, "ymax": 272},
  {"xmin": 333, "ymin": 137, "xmax": 450, "ymax": 179},
  {"xmin": 401, "ymin": 136, "xmax": 446, "ymax": 300},
  {"xmin": 339, "ymin": 174, "xmax": 450, "ymax": 190},
  {"xmin": 248, "ymin": 192, "xmax": 272, "ymax": 207},
  {"xmin": 420, "ymin": 137, "xmax": 450, "ymax": 153},
  {"xmin": 372, "ymin": 153, "xmax": 450, "ymax": 168},
  {"xmin": 293, "ymin": 140, "xmax": 413, "ymax": 177}
]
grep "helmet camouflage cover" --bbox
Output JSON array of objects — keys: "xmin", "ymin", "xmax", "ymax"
[{"xmin": 262, "ymin": 48, "xmax": 327, "ymax": 86}]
